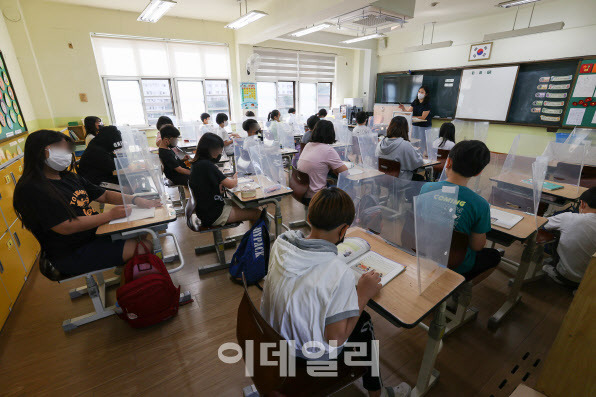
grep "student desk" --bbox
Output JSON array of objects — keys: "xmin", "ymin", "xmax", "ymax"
[
  {"xmin": 97, "ymin": 204, "xmax": 179, "ymax": 262},
  {"xmin": 486, "ymin": 206, "xmax": 548, "ymax": 330},
  {"xmin": 346, "ymin": 228, "xmax": 465, "ymax": 397},
  {"xmin": 346, "ymin": 166, "xmax": 385, "ymax": 181},
  {"xmin": 491, "ymin": 173, "xmax": 587, "ymax": 204},
  {"xmin": 227, "ymin": 176, "xmax": 293, "ymax": 238}
]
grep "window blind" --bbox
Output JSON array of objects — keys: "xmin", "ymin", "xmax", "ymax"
[
  {"xmin": 253, "ymin": 48, "xmax": 335, "ymax": 82},
  {"xmin": 92, "ymin": 36, "xmax": 230, "ymax": 79}
]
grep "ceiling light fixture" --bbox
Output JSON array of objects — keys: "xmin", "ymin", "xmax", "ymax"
[
  {"xmin": 291, "ymin": 23, "xmax": 333, "ymax": 37},
  {"xmin": 484, "ymin": 21, "xmax": 564, "ymax": 40},
  {"xmin": 225, "ymin": 10, "xmax": 268, "ymax": 29},
  {"xmin": 497, "ymin": 0, "xmax": 541, "ymax": 8},
  {"xmin": 137, "ymin": 0, "xmax": 176, "ymax": 23},
  {"xmin": 341, "ymin": 33, "xmax": 385, "ymax": 44}
]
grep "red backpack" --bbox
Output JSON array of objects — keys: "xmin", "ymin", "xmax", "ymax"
[{"xmin": 116, "ymin": 242, "xmax": 181, "ymax": 328}]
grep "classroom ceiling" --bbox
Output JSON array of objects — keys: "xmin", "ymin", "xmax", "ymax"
[{"xmin": 45, "ymin": 0, "xmax": 271, "ymax": 23}]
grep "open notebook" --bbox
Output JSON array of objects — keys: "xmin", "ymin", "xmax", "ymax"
[
  {"xmin": 490, "ymin": 208, "xmax": 523, "ymax": 229},
  {"xmin": 521, "ymin": 178, "xmax": 564, "ymax": 191},
  {"xmin": 109, "ymin": 207, "xmax": 156, "ymax": 224},
  {"xmin": 337, "ymin": 237, "xmax": 405, "ymax": 286}
]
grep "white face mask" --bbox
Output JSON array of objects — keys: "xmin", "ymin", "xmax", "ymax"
[
  {"xmin": 417, "ymin": 92, "xmax": 425, "ymax": 101},
  {"xmin": 224, "ymin": 121, "xmax": 229, "ymax": 127},
  {"xmin": 45, "ymin": 148, "xmax": 72, "ymax": 171}
]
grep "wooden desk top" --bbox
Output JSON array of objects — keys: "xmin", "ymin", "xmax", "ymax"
[
  {"xmin": 421, "ymin": 159, "xmax": 441, "ymax": 168},
  {"xmin": 510, "ymin": 385, "xmax": 547, "ymax": 397},
  {"xmin": 229, "ymin": 175, "xmax": 293, "ymax": 203},
  {"xmin": 347, "ymin": 227, "xmax": 465, "ymax": 327},
  {"xmin": 492, "ymin": 172, "xmax": 587, "ymax": 200},
  {"xmin": 347, "ymin": 166, "xmax": 385, "ymax": 181},
  {"xmin": 96, "ymin": 205, "xmax": 176, "ymax": 236},
  {"xmin": 489, "ymin": 205, "xmax": 547, "ymax": 240}
]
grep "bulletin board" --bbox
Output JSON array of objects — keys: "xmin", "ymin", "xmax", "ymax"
[
  {"xmin": 562, "ymin": 58, "xmax": 596, "ymax": 128},
  {"xmin": 240, "ymin": 82, "xmax": 257, "ymax": 111},
  {"xmin": 0, "ymin": 51, "xmax": 27, "ymax": 143}
]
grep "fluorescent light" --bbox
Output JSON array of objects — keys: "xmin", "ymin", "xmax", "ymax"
[
  {"xmin": 137, "ymin": 0, "xmax": 176, "ymax": 23},
  {"xmin": 291, "ymin": 23, "xmax": 333, "ymax": 37},
  {"xmin": 405, "ymin": 40, "xmax": 453, "ymax": 52},
  {"xmin": 225, "ymin": 10, "xmax": 268, "ymax": 29},
  {"xmin": 497, "ymin": 0, "xmax": 541, "ymax": 8},
  {"xmin": 341, "ymin": 33, "xmax": 386, "ymax": 44},
  {"xmin": 484, "ymin": 22, "xmax": 564, "ymax": 41}
]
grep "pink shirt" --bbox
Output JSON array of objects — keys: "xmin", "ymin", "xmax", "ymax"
[{"xmin": 297, "ymin": 143, "xmax": 345, "ymax": 198}]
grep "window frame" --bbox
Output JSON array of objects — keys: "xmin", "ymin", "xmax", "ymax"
[
  {"xmin": 255, "ymin": 80, "xmax": 296, "ymax": 117},
  {"xmin": 316, "ymin": 82, "xmax": 333, "ymax": 111},
  {"xmin": 102, "ymin": 76, "xmax": 231, "ymax": 127}
]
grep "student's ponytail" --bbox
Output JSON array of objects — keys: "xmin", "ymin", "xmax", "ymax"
[
  {"xmin": 267, "ymin": 112, "xmax": 272, "ymax": 122},
  {"xmin": 268, "ymin": 109, "xmax": 280, "ymax": 122}
]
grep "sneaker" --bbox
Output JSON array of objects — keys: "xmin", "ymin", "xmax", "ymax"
[
  {"xmin": 382, "ymin": 382, "xmax": 412, "ymax": 397},
  {"xmin": 542, "ymin": 265, "xmax": 566, "ymax": 286}
]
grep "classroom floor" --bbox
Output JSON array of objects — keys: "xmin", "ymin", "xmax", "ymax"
[{"xmin": 0, "ymin": 191, "xmax": 574, "ymax": 397}]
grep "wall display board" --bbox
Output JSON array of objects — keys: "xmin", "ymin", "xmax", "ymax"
[
  {"xmin": 375, "ymin": 74, "xmax": 422, "ymax": 104},
  {"xmin": 562, "ymin": 58, "xmax": 596, "ymax": 128},
  {"xmin": 0, "ymin": 52, "xmax": 27, "ymax": 143},
  {"xmin": 507, "ymin": 60, "xmax": 578, "ymax": 126},
  {"xmin": 455, "ymin": 65, "xmax": 519, "ymax": 121},
  {"xmin": 240, "ymin": 82, "xmax": 257, "ymax": 111}
]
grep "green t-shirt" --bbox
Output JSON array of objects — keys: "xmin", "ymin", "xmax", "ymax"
[{"xmin": 420, "ymin": 181, "xmax": 492, "ymax": 274}]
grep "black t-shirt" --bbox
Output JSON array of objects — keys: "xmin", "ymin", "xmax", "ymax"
[
  {"xmin": 78, "ymin": 145, "xmax": 119, "ymax": 185},
  {"xmin": 18, "ymin": 173, "xmax": 105, "ymax": 261},
  {"xmin": 411, "ymin": 100, "xmax": 432, "ymax": 127},
  {"xmin": 159, "ymin": 148, "xmax": 189, "ymax": 185},
  {"xmin": 189, "ymin": 159, "xmax": 227, "ymax": 226}
]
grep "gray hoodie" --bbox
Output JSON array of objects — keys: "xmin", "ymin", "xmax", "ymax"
[{"xmin": 376, "ymin": 137, "xmax": 424, "ymax": 180}]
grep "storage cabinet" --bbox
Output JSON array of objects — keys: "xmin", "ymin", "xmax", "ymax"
[
  {"xmin": 0, "ymin": 164, "xmax": 17, "ymax": 229},
  {"xmin": 0, "ymin": 281, "xmax": 11, "ymax": 328},
  {"xmin": 11, "ymin": 219, "xmax": 39, "ymax": 273},
  {"xmin": 0, "ymin": 230, "xmax": 26, "ymax": 302}
]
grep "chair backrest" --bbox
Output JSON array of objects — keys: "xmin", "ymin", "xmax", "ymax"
[
  {"xmin": 289, "ymin": 168, "xmax": 310, "ymax": 205},
  {"xmin": 236, "ymin": 277, "xmax": 290, "ymax": 394},
  {"xmin": 580, "ymin": 165, "xmax": 596, "ymax": 188},
  {"xmin": 448, "ymin": 231, "xmax": 469, "ymax": 270},
  {"xmin": 299, "ymin": 142, "xmax": 306, "ymax": 153},
  {"xmin": 378, "ymin": 158, "xmax": 401, "ymax": 178},
  {"xmin": 437, "ymin": 148, "xmax": 450, "ymax": 160},
  {"xmin": 184, "ymin": 183, "xmax": 200, "ymax": 232}
]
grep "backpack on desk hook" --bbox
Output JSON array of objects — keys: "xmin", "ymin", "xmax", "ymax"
[{"xmin": 116, "ymin": 241, "xmax": 181, "ymax": 328}]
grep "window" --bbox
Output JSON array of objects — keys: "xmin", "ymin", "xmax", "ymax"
[
  {"xmin": 93, "ymin": 35, "xmax": 231, "ymax": 126},
  {"xmin": 256, "ymin": 81, "xmax": 295, "ymax": 119},
  {"xmin": 253, "ymin": 48, "xmax": 335, "ymax": 118},
  {"xmin": 317, "ymin": 82, "xmax": 332, "ymax": 113}
]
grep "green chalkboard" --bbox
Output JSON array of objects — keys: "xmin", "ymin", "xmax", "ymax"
[
  {"xmin": 563, "ymin": 58, "xmax": 596, "ymax": 128},
  {"xmin": 0, "ymin": 51, "xmax": 27, "ymax": 143},
  {"xmin": 411, "ymin": 69, "xmax": 461, "ymax": 119},
  {"xmin": 507, "ymin": 59, "xmax": 579, "ymax": 126}
]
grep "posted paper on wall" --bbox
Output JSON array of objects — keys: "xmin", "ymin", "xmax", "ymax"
[
  {"xmin": 566, "ymin": 108, "xmax": 585, "ymax": 125},
  {"xmin": 572, "ymin": 75, "xmax": 596, "ymax": 98}
]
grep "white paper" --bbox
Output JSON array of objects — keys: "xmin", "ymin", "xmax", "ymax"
[
  {"xmin": 444, "ymin": 83, "xmax": 454, "ymax": 87},
  {"xmin": 567, "ymin": 108, "xmax": 586, "ymax": 125},
  {"xmin": 348, "ymin": 168, "xmax": 364, "ymax": 176},
  {"xmin": 572, "ymin": 75, "xmax": 596, "ymax": 98},
  {"xmin": 490, "ymin": 208, "xmax": 523, "ymax": 229},
  {"xmin": 445, "ymin": 78, "xmax": 454, "ymax": 83},
  {"xmin": 109, "ymin": 207, "xmax": 156, "ymax": 224},
  {"xmin": 592, "ymin": 111, "xmax": 596, "ymax": 125}
]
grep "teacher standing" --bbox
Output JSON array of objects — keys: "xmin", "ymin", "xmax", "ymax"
[{"xmin": 399, "ymin": 86, "xmax": 432, "ymax": 151}]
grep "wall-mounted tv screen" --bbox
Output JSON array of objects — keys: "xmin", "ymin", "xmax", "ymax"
[{"xmin": 377, "ymin": 74, "xmax": 423, "ymax": 104}]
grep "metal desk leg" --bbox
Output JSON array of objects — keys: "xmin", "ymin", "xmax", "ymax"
[
  {"xmin": 488, "ymin": 233, "xmax": 537, "ymax": 330},
  {"xmin": 410, "ymin": 301, "xmax": 446, "ymax": 397}
]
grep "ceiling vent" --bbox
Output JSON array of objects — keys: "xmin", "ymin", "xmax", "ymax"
[{"xmin": 333, "ymin": 7, "xmax": 407, "ymax": 32}]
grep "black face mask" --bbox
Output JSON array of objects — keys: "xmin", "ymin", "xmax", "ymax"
[
  {"xmin": 167, "ymin": 139, "xmax": 177, "ymax": 149},
  {"xmin": 335, "ymin": 236, "xmax": 345, "ymax": 246},
  {"xmin": 212, "ymin": 154, "xmax": 222, "ymax": 163}
]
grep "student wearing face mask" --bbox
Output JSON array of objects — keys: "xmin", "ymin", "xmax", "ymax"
[
  {"xmin": 84, "ymin": 116, "xmax": 103, "ymax": 145},
  {"xmin": 78, "ymin": 126, "xmax": 123, "ymax": 186},
  {"xmin": 267, "ymin": 109, "xmax": 281, "ymax": 141},
  {"xmin": 189, "ymin": 133, "xmax": 261, "ymax": 228},
  {"xmin": 13, "ymin": 130, "xmax": 160, "ymax": 276},
  {"xmin": 215, "ymin": 113, "xmax": 236, "ymax": 156},
  {"xmin": 399, "ymin": 86, "xmax": 432, "ymax": 129},
  {"xmin": 158, "ymin": 125, "xmax": 190, "ymax": 186}
]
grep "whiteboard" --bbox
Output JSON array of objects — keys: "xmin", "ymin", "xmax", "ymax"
[{"xmin": 455, "ymin": 65, "xmax": 519, "ymax": 121}]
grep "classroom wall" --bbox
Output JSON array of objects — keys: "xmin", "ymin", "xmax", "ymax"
[
  {"xmin": 1, "ymin": 0, "xmax": 239, "ymax": 127},
  {"xmin": 377, "ymin": 0, "xmax": 596, "ymax": 152}
]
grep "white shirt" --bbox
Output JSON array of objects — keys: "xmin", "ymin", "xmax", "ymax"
[
  {"xmin": 199, "ymin": 124, "xmax": 215, "ymax": 136},
  {"xmin": 352, "ymin": 124, "xmax": 372, "ymax": 135},
  {"xmin": 544, "ymin": 212, "xmax": 596, "ymax": 283},
  {"xmin": 215, "ymin": 125, "xmax": 234, "ymax": 155},
  {"xmin": 261, "ymin": 231, "xmax": 359, "ymax": 359},
  {"xmin": 432, "ymin": 138, "xmax": 455, "ymax": 150}
]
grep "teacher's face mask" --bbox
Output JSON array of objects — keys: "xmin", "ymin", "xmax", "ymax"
[{"xmin": 417, "ymin": 92, "xmax": 425, "ymax": 101}]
